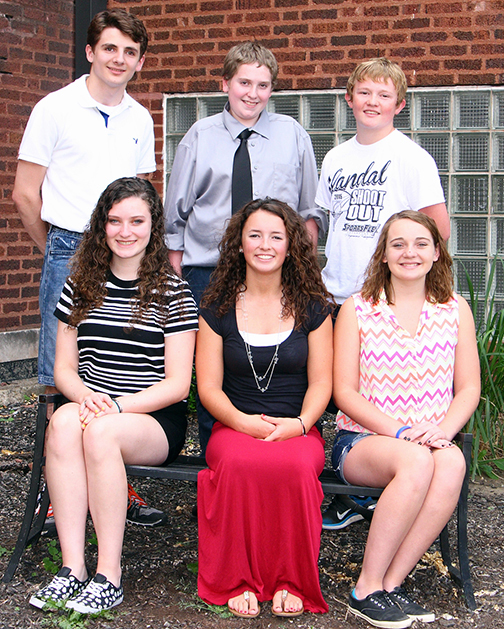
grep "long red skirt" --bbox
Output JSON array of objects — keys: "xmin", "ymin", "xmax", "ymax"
[{"xmin": 197, "ymin": 422, "xmax": 328, "ymax": 613}]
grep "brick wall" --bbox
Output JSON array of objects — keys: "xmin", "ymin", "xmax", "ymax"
[
  {"xmin": 1, "ymin": 0, "xmax": 503, "ymax": 333},
  {"xmin": 0, "ymin": 0, "xmax": 74, "ymax": 332}
]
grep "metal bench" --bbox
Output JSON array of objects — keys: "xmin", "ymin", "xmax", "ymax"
[{"xmin": 2, "ymin": 394, "xmax": 476, "ymax": 610}]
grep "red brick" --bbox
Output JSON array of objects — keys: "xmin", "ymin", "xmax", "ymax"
[
  {"xmin": 431, "ymin": 45, "xmax": 468, "ymax": 56},
  {"xmin": 445, "ymin": 59, "xmax": 482, "ymax": 70},
  {"xmin": 0, "ymin": 315, "xmax": 21, "ymax": 328},
  {"xmin": 412, "ymin": 32, "xmax": 448, "ymax": 42},
  {"xmin": 237, "ymin": 0, "xmax": 272, "ymax": 7},
  {"xmin": 392, "ymin": 18, "xmax": 430, "ymax": 30},
  {"xmin": 331, "ymin": 35, "xmax": 367, "ymax": 46},
  {"xmin": 201, "ymin": 0, "xmax": 233, "ymax": 10},
  {"xmin": 4, "ymin": 301, "xmax": 26, "ymax": 313}
]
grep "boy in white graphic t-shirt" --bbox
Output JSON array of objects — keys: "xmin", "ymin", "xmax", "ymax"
[{"xmin": 315, "ymin": 58, "xmax": 450, "ymax": 306}]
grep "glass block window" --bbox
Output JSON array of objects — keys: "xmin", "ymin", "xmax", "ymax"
[{"xmin": 165, "ymin": 87, "xmax": 504, "ymax": 316}]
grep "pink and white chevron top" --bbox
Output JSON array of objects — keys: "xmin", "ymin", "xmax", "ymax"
[{"xmin": 336, "ymin": 291, "xmax": 459, "ymax": 434}]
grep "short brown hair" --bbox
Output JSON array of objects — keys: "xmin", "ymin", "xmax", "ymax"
[
  {"xmin": 87, "ymin": 9, "xmax": 148, "ymax": 58},
  {"xmin": 222, "ymin": 42, "xmax": 278, "ymax": 86},
  {"xmin": 361, "ymin": 210, "xmax": 453, "ymax": 305},
  {"xmin": 347, "ymin": 58, "xmax": 407, "ymax": 105}
]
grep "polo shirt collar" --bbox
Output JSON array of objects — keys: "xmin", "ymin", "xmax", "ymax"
[{"xmin": 76, "ymin": 74, "xmax": 132, "ymax": 117}]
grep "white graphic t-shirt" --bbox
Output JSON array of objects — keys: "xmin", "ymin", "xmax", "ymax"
[{"xmin": 315, "ymin": 130, "xmax": 445, "ymax": 304}]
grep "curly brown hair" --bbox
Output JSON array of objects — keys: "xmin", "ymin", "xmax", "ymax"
[
  {"xmin": 201, "ymin": 198, "xmax": 333, "ymax": 327},
  {"xmin": 68, "ymin": 177, "xmax": 178, "ymax": 327},
  {"xmin": 361, "ymin": 210, "xmax": 453, "ymax": 305}
]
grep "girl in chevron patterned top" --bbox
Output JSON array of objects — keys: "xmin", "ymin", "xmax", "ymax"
[
  {"xmin": 332, "ymin": 210, "xmax": 480, "ymax": 629},
  {"xmin": 29, "ymin": 178, "xmax": 198, "ymax": 615}
]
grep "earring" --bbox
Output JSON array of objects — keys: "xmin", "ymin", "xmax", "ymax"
[{"xmin": 239, "ymin": 248, "xmax": 243, "ymax": 253}]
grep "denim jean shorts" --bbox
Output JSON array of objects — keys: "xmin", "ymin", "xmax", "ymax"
[
  {"xmin": 331, "ymin": 429, "xmax": 372, "ymax": 484},
  {"xmin": 38, "ymin": 226, "xmax": 82, "ymax": 386}
]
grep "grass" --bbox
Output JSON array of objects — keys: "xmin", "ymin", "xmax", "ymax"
[{"xmin": 464, "ymin": 257, "xmax": 504, "ymax": 479}]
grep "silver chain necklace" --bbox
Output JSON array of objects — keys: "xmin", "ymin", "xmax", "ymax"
[{"xmin": 239, "ymin": 291, "xmax": 284, "ymax": 393}]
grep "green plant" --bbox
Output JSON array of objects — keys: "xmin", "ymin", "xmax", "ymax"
[
  {"xmin": 187, "ymin": 367, "xmax": 197, "ymax": 415},
  {"xmin": 464, "ymin": 257, "xmax": 504, "ymax": 478},
  {"xmin": 41, "ymin": 607, "xmax": 115, "ymax": 629},
  {"xmin": 187, "ymin": 561, "xmax": 198, "ymax": 575},
  {"xmin": 0, "ymin": 545, "xmax": 11, "ymax": 557},
  {"xmin": 179, "ymin": 598, "xmax": 233, "ymax": 618},
  {"xmin": 87, "ymin": 532, "xmax": 98, "ymax": 546},
  {"xmin": 42, "ymin": 539, "xmax": 62, "ymax": 574}
]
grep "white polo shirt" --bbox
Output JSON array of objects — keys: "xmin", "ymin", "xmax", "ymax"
[{"xmin": 18, "ymin": 75, "xmax": 155, "ymax": 233}]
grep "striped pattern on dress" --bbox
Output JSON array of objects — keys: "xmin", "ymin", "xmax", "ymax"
[
  {"xmin": 336, "ymin": 291, "xmax": 459, "ymax": 433},
  {"xmin": 55, "ymin": 272, "xmax": 198, "ymax": 397}
]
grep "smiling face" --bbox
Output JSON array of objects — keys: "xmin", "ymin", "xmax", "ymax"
[
  {"xmin": 223, "ymin": 62, "xmax": 273, "ymax": 127},
  {"xmin": 105, "ymin": 196, "xmax": 152, "ymax": 271},
  {"xmin": 383, "ymin": 218, "xmax": 440, "ymax": 284},
  {"xmin": 346, "ymin": 77, "xmax": 405, "ymax": 143},
  {"xmin": 241, "ymin": 209, "xmax": 289, "ymax": 276},
  {"xmin": 86, "ymin": 27, "xmax": 144, "ymax": 93}
]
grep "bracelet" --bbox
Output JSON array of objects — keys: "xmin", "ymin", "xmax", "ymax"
[
  {"xmin": 395, "ymin": 425, "xmax": 411, "ymax": 439},
  {"xmin": 112, "ymin": 398, "xmax": 123, "ymax": 413},
  {"xmin": 297, "ymin": 416, "xmax": 307, "ymax": 437}
]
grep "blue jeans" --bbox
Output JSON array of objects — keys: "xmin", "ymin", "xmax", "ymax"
[
  {"xmin": 38, "ymin": 226, "xmax": 82, "ymax": 386},
  {"xmin": 331, "ymin": 429, "xmax": 371, "ymax": 484},
  {"xmin": 182, "ymin": 265, "xmax": 216, "ymax": 455}
]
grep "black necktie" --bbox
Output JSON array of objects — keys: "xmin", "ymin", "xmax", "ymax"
[{"xmin": 231, "ymin": 129, "xmax": 253, "ymax": 214}]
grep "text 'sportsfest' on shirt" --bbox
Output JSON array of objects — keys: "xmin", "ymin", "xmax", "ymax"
[
  {"xmin": 315, "ymin": 130, "xmax": 445, "ymax": 304},
  {"xmin": 336, "ymin": 292, "xmax": 459, "ymax": 434},
  {"xmin": 54, "ymin": 273, "xmax": 198, "ymax": 397}
]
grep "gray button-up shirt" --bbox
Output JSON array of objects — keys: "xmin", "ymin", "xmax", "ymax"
[{"xmin": 164, "ymin": 106, "xmax": 326, "ymax": 268}]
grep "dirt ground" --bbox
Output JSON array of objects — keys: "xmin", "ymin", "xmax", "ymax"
[{"xmin": 1, "ymin": 396, "xmax": 503, "ymax": 629}]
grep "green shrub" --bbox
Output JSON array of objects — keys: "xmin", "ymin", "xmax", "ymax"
[{"xmin": 464, "ymin": 257, "xmax": 504, "ymax": 478}]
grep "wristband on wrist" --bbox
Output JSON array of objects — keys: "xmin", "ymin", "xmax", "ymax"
[
  {"xmin": 112, "ymin": 398, "xmax": 123, "ymax": 413},
  {"xmin": 395, "ymin": 425, "xmax": 411, "ymax": 439},
  {"xmin": 297, "ymin": 416, "xmax": 307, "ymax": 437}
]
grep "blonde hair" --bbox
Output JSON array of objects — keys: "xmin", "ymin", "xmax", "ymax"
[{"xmin": 347, "ymin": 58, "xmax": 407, "ymax": 105}]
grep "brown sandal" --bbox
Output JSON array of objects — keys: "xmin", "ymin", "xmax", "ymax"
[
  {"xmin": 227, "ymin": 590, "xmax": 260, "ymax": 618},
  {"xmin": 271, "ymin": 589, "xmax": 304, "ymax": 617}
]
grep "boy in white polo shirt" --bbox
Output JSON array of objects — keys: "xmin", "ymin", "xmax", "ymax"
[{"xmin": 12, "ymin": 8, "xmax": 162, "ymax": 528}]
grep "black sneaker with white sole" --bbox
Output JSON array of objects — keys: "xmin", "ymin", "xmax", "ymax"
[
  {"xmin": 66, "ymin": 573, "xmax": 123, "ymax": 614},
  {"xmin": 322, "ymin": 494, "xmax": 376, "ymax": 530},
  {"xmin": 387, "ymin": 587, "xmax": 435, "ymax": 623},
  {"xmin": 29, "ymin": 567, "xmax": 89, "ymax": 610},
  {"xmin": 348, "ymin": 589, "xmax": 412, "ymax": 629}
]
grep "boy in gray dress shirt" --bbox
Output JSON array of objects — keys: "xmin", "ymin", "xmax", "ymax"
[{"xmin": 164, "ymin": 42, "xmax": 326, "ymax": 450}]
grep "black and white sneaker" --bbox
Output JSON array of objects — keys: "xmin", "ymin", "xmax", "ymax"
[
  {"xmin": 387, "ymin": 587, "xmax": 435, "ymax": 622},
  {"xmin": 66, "ymin": 573, "xmax": 123, "ymax": 614},
  {"xmin": 29, "ymin": 567, "xmax": 89, "ymax": 610},
  {"xmin": 348, "ymin": 589, "xmax": 412, "ymax": 629}
]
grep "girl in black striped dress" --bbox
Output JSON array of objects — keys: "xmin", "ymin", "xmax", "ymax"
[{"xmin": 29, "ymin": 178, "xmax": 198, "ymax": 614}]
